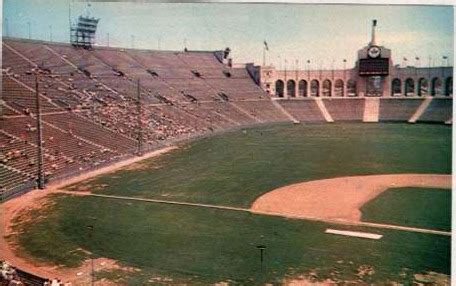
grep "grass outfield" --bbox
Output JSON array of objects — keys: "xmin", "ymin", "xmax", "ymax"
[
  {"xmin": 65, "ymin": 123, "xmax": 452, "ymax": 207},
  {"xmin": 11, "ymin": 194, "xmax": 451, "ymax": 284},
  {"xmin": 10, "ymin": 123, "xmax": 452, "ymax": 284},
  {"xmin": 361, "ymin": 187, "xmax": 451, "ymax": 231}
]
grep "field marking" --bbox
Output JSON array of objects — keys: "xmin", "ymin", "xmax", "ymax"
[
  {"xmin": 74, "ymin": 192, "xmax": 248, "ymax": 212},
  {"xmin": 251, "ymin": 209, "xmax": 452, "ymax": 236},
  {"xmin": 57, "ymin": 191, "xmax": 452, "ymax": 237},
  {"xmin": 325, "ymin": 229, "xmax": 383, "ymax": 240}
]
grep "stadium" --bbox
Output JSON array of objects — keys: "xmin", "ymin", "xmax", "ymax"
[{"xmin": 0, "ymin": 2, "xmax": 453, "ymax": 285}]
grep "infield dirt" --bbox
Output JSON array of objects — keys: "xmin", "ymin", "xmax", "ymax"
[{"xmin": 251, "ymin": 174, "xmax": 451, "ymax": 221}]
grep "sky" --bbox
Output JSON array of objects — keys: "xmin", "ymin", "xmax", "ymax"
[{"xmin": 2, "ymin": 1, "xmax": 454, "ymax": 69}]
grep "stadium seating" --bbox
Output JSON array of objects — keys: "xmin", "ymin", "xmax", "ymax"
[
  {"xmin": 0, "ymin": 260, "xmax": 47, "ymax": 286},
  {"xmin": 201, "ymin": 101, "xmax": 258, "ymax": 125},
  {"xmin": 378, "ymin": 98, "xmax": 424, "ymax": 121},
  {"xmin": 0, "ymin": 163, "xmax": 35, "ymax": 195},
  {"xmin": 277, "ymin": 100, "xmax": 326, "ymax": 122},
  {"xmin": 234, "ymin": 100, "xmax": 290, "ymax": 122},
  {"xmin": 2, "ymin": 75, "xmax": 63, "ymax": 114},
  {"xmin": 0, "ymin": 38, "xmax": 452, "ymax": 199},
  {"xmin": 42, "ymin": 112, "xmax": 137, "ymax": 152},
  {"xmin": 417, "ymin": 99, "xmax": 453, "ymax": 123},
  {"xmin": 323, "ymin": 98, "xmax": 364, "ymax": 121}
]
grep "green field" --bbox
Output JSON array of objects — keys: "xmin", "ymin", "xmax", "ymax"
[
  {"xmin": 361, "ymin": 187, "xmax": 451, "ymax": 231},
  {"xmin": 11, "ymin": 194, "xmax": 451, "ymax": 285},
  {"xmin": 66, "ymin": 123, "xmax": 451, "ymax": 207},
  {"xmin": 10, "ymin": 123, "xmax": 452, "ymax": 284}
]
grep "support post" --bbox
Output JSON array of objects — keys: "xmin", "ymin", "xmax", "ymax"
[
  {"xmin": 87, "ymin": 225, "xmax": 95, "ymax": 286},
  {"xmin": 5, "ymin": 18, "xmax": 9, "ymax": 37},
  {"xmin": 35, "ymin": 73, "xmax": 45, "ymax": 189},
  {"xmin": 137, "ymin": 79, "xmax": 143, "ymax": 156},
  {"xmin": 256, "ymin": 245, "xmax": 266, "ymax": 274},
  {"xmin": 343, "ymin": 59, "xmax": 347, "ymax": 97},
  {"xmin": 27, "ymin": 21, "xmax": 31, "ymax": 39}
]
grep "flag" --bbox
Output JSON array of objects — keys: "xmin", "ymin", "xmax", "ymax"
[{"xmin": 263, "ymin": 41, "xmax": 269, "ymax": 51}]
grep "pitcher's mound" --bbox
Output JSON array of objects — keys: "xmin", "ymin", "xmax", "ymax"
[{"xmin": 251, "ymin": 174, "xmax": 451, "ymax": 222}]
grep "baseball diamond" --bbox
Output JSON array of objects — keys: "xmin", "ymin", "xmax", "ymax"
[{"xmin": 0, "ymin": 2, "xmax": 453, "ymax": 285}]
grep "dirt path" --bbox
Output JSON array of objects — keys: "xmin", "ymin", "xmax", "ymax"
[
  {"xmin": 0, "ymin": 146, "xmax": 175, "ymax": 285},
  {"xmin": 251, "ymin": 174, "xmax": 451, "ymax": 222}
]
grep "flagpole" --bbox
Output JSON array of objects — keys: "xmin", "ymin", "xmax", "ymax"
[
  {"xmin": 263, "ymin": 45, "xmax": 266, "ymax": 66},
  {"xmin": 428, "ymin": 55, "xmax": 431, "ymax": 80}
]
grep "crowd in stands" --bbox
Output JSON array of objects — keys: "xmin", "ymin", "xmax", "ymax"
[
  {"xmin": 1, "ymin": 38, "xmax": 277, "ymax": 198},
  {"xmin": 1, "ymin": 261, "xmax": 21, "ymax": 285},
  {"xmin": 42, "ymin": 279, "xmax": 71, "ymax": 286},
  {"xmin": 1, "ymin": 261, "xmax": 74, "ymax": 286}
]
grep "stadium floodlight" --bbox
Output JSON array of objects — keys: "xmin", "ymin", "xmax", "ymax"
[
  {"xmin": 27, "ymin": 21, "xmax": 31, "ymax": 39},
  {"xmin": 136, "ymin": 79, "xmax": 143, "ymax": 156},
  {"xmin": 5, "ymin": 18, "xmax": 9, "ymax": 37},
  {"xmin": 70, "ymin": 15, "xmax": 100, "ymax": 49},
  {"xmin": 35, "ymin": 74, "xmax": 45, "ymax": 189}
]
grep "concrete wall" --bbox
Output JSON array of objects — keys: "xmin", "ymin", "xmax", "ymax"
[{"xmin": 255, "ymin": 44, "xmax": 453, "ymax": 99}]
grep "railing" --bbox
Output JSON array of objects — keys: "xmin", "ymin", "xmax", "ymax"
[
  {"xmin": 1, "ymin": 180, "xmax": 36, "ymax": 202},
  {"xmin": 15, "ymin": 268, "xmax": 47, "ymax": 286}
]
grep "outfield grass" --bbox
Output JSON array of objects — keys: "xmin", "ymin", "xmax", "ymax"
[
  {"xmin": 65, "ymin": 123, "xmax": 452, "ymax": 208},
  {"xmin": 361, "ymin": 187, "xmax": 451, "ymax": 231},
  {"xmin": 12, "ymin": 123, "xmax": 452, "ymax": 284},
  {"xmin": 11, "ymin": 194, "xmax": 451, "ymax": 285}
]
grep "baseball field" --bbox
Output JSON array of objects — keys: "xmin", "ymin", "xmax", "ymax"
[{"xmin": 3, "ymin": 122, "xmax": 452, "ymax": 284}]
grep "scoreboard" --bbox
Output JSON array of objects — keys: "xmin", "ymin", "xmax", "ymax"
[{"xmin": 358, "ymin": 58, "xmax": 389, "ymax": 76}]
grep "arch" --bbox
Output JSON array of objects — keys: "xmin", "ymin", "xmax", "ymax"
[
  {"xmin": 287, "ymin": 80, "xmax": 296, "ymax": 97},
  {"xmin": 322, "ymin": 79, "xmax": 332, "ymax": 97},
  {"xmin": 310, "ymin": 80, "xmax": 320, "ymax": 97},
  {"xmin": 445, "ymin": 77, "xmax": 453, "ymax": 96},
  {"xmin": 431, "ymin": 77, "xmax": 442, "ymax": 96},
  {"xmin": 347, "ymin": 79, "xmax": 357, "ymax": 96},
  {"xmin": 334, "ymin": 79, "xmax": 344, "ymax": 97},
  {"xmin": 405, "ymin": 78, "xmax": 415, "ymax": 96},
  {"xmin": 298, "ymin": 80, "xmax": 308, "ymax": 97},
  {"xmin": 391, "ymin": 78, "xmax": 401, "ymax": 96},
  {"xmin": 418, "ymin": 78, "xmax": 428, "ymax": 96},
  {"xmin": 275, "ymin": 80, "xmax": 284, "ymax": 97}
]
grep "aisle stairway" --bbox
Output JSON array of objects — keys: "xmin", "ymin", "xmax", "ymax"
[
  {"xmin": 363, "ymin": 98, "xmax": 379, "ymax": 122},
  {"xmin": 408, "ymin": 98, "xmax": 432, "ymax": 123},
  {"xmin": 271, "ymin": 99, "xmax": 299, "ymax": 123},
  {"xmin": 314, "ymin": 98, "xmax": 334, "ymax": 122}
]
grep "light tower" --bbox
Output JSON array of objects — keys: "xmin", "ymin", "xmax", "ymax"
[{"xmin": 70, "ymin": 1, "xmax": 100, "ymax": 49}]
